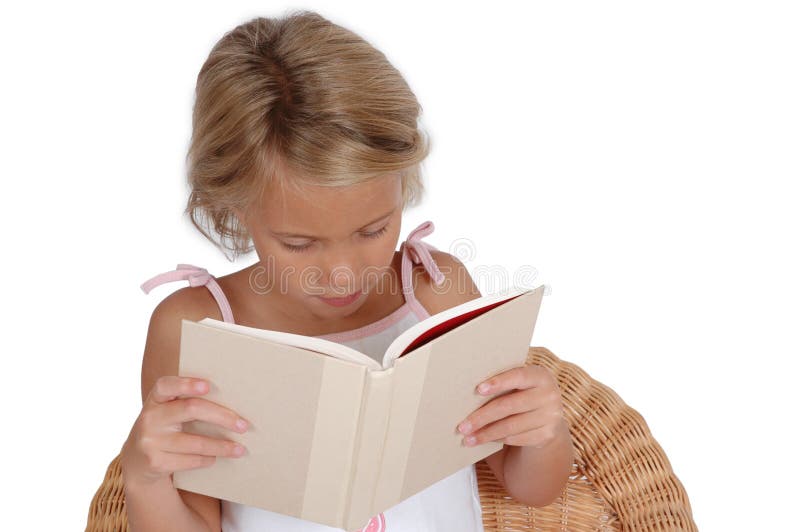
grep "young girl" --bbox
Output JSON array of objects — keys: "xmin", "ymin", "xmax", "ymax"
[{"xmin": 119, "ymin": 10, "xmax": 574, "ymax": 532}]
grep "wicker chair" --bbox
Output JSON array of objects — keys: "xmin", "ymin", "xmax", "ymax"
[{"xmin": 86, "ymin": 346, "xmax": 697, "ymax": 531}]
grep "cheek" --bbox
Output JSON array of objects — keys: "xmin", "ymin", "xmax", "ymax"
[
  {"xmin": 368, "ymin": 231, "xmax": 400, "ymax": 269},
  {"xmin": 385, "ymin": 225, "xmax": 403, "ymax": 255},
  {"xmin": 280, "ymin": 256, "xmax": 320, "ymax": 289},
  {"xmin": 248, "ymin": 236, "xmax": 319, "ymax": 294},
  {"xmin": 251, "ymin": 244, "xmax": 313, "ymax": 288},
  {"xmin": 366, "ymin": 231, "xmax": 401, "ymax": 285}
]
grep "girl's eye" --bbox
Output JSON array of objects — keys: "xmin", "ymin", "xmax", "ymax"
[
  {"xmin": 282, "ymin": 241, "xmax": 313, "ymax": 253},
  {"xmin": 281, "ymin": 226, "xmax": 387, "ymax": 253},
  {"xmin": 361, "ymin": 226, "xmax": 388, "ymax": 239}
]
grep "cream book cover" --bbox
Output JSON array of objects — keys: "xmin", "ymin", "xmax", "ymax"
[{"xmin": 173, "ymin": 284, "xmax": 545, "ymax": 530}]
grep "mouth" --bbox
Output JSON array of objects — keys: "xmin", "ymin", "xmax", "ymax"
[{"xmin": 316, "ymin": 290, "xmax": 363, "ymax": 307}]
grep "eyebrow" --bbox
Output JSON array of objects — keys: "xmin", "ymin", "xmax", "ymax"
[{"xmin": 270, "ymin": 209, "xmax": 395, "ymax": 239}]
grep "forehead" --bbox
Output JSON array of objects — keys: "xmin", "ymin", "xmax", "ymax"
[{"xmin": 252, "ymin": 173, "xmax": 402, "ymax": 232}]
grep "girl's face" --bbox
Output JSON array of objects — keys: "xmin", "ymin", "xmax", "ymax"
[{"xmin": 237, "ymin": 173, "xmax": 404, "ymax": 322}]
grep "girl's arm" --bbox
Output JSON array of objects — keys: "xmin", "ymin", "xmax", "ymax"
[
  {"xmin": 123, "ymin": 474, "xmax": 217, "ymax": 532},
  {"xmin": 122, "ymin": 288, "xmax": 232, "ymax": 532},
  {"xmin": 498, "ymin": 422, "xmax": 574, "ymax": 507},
  {"xmin": 417, "ymin": 251, "xmax": 573, "ymax": 507}
]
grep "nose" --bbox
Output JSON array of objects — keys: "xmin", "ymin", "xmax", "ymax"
[{"xmin": 322, "ymin": 248, "xmax": 360, "ymax": 294}]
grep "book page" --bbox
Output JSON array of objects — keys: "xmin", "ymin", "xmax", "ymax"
[
  {"xmin": 197, "ymin": 318, "xmax": 383, "ymax": 371},
  {"xmin": 380, "ymin": 285, "xmax": 535, "ymax": 369}
]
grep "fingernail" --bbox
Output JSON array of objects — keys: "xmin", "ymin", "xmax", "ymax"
[
  {"xmin": 236, "ymin": 419, "xmax": 248, "ymax": 431},
  {"xmin": 233, "ymin": 444, "xmax": 246, "ymax": 456},
  {"xmin": 458, "ymin": 421, "xmax": 472, "ymax": 434},
  {"xmin": 195, "ymin": 381, "xmax": 207, "ymax": 392},
  {"xmin": 464, "ymin": 436, "xmax": 476, "ymax": 446},
  {"xmin": 478, "ymin": 383, "xmax": 491, "ymax": 394}
]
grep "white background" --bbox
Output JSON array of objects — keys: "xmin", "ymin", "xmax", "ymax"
[{"xmin": 2, "ymin": 1, "xmax": 798, "ymax": 530}]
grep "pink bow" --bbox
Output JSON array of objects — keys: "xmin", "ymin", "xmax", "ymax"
[
  {"xmin": 140, "ymin": 263, "xmax": 211, "ymax": 294},
  {"xmin": 403, "ymin": 221, "xmax": 445, "ymax": 286},
  {"xmin": 139, "ymin": 263, "xmax": 235, "ymax": 324}
]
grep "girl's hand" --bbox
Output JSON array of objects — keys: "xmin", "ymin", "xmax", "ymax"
[
  {"xmin": 456, "ymin": 365, "xmax": 568, "ymax": 448},
  {"xmin": 120, "ymin": 376, "xmax": 251, "ymax": 488}
]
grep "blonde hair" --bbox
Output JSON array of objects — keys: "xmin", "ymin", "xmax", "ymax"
[{"xmin": 184, "ymin": 9, "xmax": 432, "ymax": 261}]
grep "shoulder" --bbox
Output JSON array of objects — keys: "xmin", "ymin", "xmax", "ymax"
[
  {"xmin": 147, "ymin": 285, "xmax": 225, "ymax": 343},
  {"xmin": 150, "ymin": 284, "xmax": 222, "ymax": 324},
  {"xmin": 414, "ymin": 250, "xmax": 482, "ymax": 316},
  {"xmin": 142, "ymin": 285, "xmax": 226, "ymax": 401}
]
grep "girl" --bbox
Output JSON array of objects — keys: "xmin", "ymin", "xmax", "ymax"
[{"xmin": 120, "ymin": 10, "xmax": 574, "ymax": 532}]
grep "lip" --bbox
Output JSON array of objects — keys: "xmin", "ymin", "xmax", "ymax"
[{"xmin": 316, "ymin": 290, "xmax": 363, "ymax": 307}]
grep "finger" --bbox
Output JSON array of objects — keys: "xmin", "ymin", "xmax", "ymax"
[
  {"xmin": 503, "ymin": 419, "xmax": 569, "ymax": 448},
  {"xmin": 148, "ymin": 450, "xmax": 218, "ymax": 475},
  {"xmin": 477, "ymin": 365, "xmax": 538, "ymax": 396},
  {"xmin": 162, "ymin": 430, "xmax": 247, "ymax": 459},
  {"xmin": 159, "ymin": 396, "xmax": 250, "ymax": 434},
  {"xmin": 148, "ymin": 376, "xmax": 211, "ymax": 405},
  {"xmin": 464, "ymin": 410, "xmax": 545, "ymax": 447},
  {"xmin": 502, "ymin": 427, "xmax": 546, "ymax": 447},
  {"xmin": 459, "ymin": 388, "xmax": 536, "ymax": 435}
]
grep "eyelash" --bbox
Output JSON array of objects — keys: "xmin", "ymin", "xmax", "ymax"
[{"xmin": 281, "ymin": 226, "xmax": 389, "ymax": 253}]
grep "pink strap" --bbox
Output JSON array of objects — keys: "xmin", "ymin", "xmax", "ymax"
[
  {"xmin": 401, "ymin": 221, "xmax": 445, "ymax": 310},
  {"xmin": 140, "ymin": 263, "xmax": 235, "ymax": 324}
]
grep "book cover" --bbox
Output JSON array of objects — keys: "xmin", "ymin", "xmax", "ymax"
[{"xmin": 173, "ymin": 284, "xmax": 545, "ymax": 529}]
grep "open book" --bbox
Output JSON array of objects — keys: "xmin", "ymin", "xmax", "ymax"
[{"xmin": 173, "ymin": 284, "xmax": 546, "ymax": 530}]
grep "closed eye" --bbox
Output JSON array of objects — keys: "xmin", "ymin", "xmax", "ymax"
[
  {"xmin": 281, "ymin": 225, "xmax": 389, "ymax": 253},
  {"xmin": 282, "ymin": 241, "xmax": 313, "ymax": 253},
  {"xmin": 360, "ymin": 226, "xmax": 388, "ymax": 239}
]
